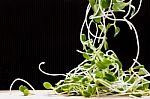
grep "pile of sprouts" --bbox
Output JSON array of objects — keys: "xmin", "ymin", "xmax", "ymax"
[{"xmin": 10, "ymin": 0, "xmax": 150, "ymax": 97}]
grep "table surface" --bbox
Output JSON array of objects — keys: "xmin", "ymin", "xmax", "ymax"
[{"xmin": 0, "ymin": 90, "xmax": 150, "ymax": 99}]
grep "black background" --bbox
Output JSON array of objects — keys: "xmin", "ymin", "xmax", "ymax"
[{"xmin": 0, "ymin": 0, "xmax": 150, "ymax": 90}]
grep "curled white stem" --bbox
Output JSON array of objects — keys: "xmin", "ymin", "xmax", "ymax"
[{"xmin": 39, "ymin": 62, "xmax": 66, "ymax": 76}]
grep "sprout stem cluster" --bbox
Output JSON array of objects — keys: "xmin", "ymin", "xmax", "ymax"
[{"xmin": 10, "ymin": 0, "xmax": 150, "ymax": 97}]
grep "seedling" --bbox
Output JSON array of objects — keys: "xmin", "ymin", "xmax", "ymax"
[
  {"xmin": 19, "ymin": 85, "xmax": 30, "ymax": 96},
  {"xmin": 10, "ymin": 0, "xmax": 150, "ymax": 97}
]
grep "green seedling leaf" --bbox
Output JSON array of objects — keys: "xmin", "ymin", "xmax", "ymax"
[
  {"xmin": 83, "ymin": 90, "xmax": 91, "ymax": 97},
  {"xmin": 112, "ymin": 0, "xmax": 117, "ymax": 3},
  {"xmin": 61, "ymin": 85, "xmax": 69, "ymax": 91},
  {"xmin": 87, "ymin": 49, "xmax": 93, "ymax": 53},
  {"xmin": 55, "ymin": 88, "xmax": 62, "ymax": 93},
  {"xmin": 138, "ymin": 83, "xmax": 149, "ymax": 91},
  {"xmin": 124, "ymin": 76, "xmax": 135, "ymax": 84},
  {"xmin": 98, "ymin": 25, "xmax": 103, "ymax": 31},
  {"xmin": 93, "ymin": 4, "xmax": 101, "ymax": 23},
  {"xmin": 19, "ymin": 85, "xmax": 26, "ymax": 92},
  {"xmin": 83, "ymin": 63, "xmax": 92, "ymax": 69},
  {"xmin": 104, "ymin": 73, "xmax": 116, "ymax": 82},
  {"xmin": 81, "ymin": 34, "xmax": 86, "ymax": 42},
  {"xmin": 101, "ymin": 0, "xmax": 111, "ymax": 9},
  {"xmin": 81, "ymin": 77, "xmax": 88, "ymax": 84},
  {"xmin": 134, "ymin": 65, "xmax": 144, "ymax": 70},
  {"xmin": 131, "ymin": 94, "xmax": 142, "ymax": 97},
  {"xmin": 143, "ymin": 83, "xmax": 149, "ymax": 91},
  {"xmin": 43, "ymin": 82, "xmax": 52, "ymax": 89},
  {"xmin": 114, "ymin": 27, "xmax": 120, "ymax": 37},
  {"xmin": 138, "ymin": 68, "xmax": 148, "ymax": 75},
  {"xmin": 89, "ymin": 0, "xmax": 96, "ymax": 8},
  {"xmin": 96, "ymin": 61, "xmax": 108, "ymax": 69},
  {"xmin": 23, "ymin": 89, "xmax": 29, "ymax": 96},
  {"xmin": 72, "ymin": 75, "xmax": 83, "ymax": 81},
  {"xmin": 94, "ymin": 18, "xmax": 101, "ymax": 23},
  {"xmin": 112, "ymin": 2, "xmax": 128, "ymax": 11},
  {"xmin": 106, "ymin": 23, "xmax": 113, "ymax": 32},
  {"xmin": 87, "ymin": 85, "xmax": 93, "ymax": 93},
  {"xmin": 82, "ymin": 53, "xmax": 90, "ymax": 60},
  {"xmin": 94, "ymin": 70, "xmax": 104, "ymax": 78},
  {"xmin": 124, "ymin": 76, "xmax": 129, "ymax": 82}
]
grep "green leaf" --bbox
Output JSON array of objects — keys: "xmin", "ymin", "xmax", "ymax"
[
  {"xmin": 106, "ymin": 23, "xmax": 113, "ymax": 32},
  {"xmin": 138, "ymin": 68, "xmax": 148, "ymax": 75},
  {"xmin": 87, "ymin": 85, "xmax": 93, "ymax": 93},
  {"xmin": 55, "ymin": 88, "xmax": 62, "ymax": 93},
  {"xmin": 89, "ymin": 0, "xmax": 96, "ymax": 8},
  {"xmin": 94, "ymin": 18, "xmax": 101, "ymax": 23},
  {"xmin": 143, "ymin": 83, "xmax": 149, "ymax": 90},
  {"xmin": 61, "ymin": 85, "xmax": 69, "ymax": 90},
  {"xmin": 23, "ymin": 89, "xmax": 29, "ymax": 96},
  {"xmin": 43, "ymin": 82, "xmax": 52, "ymax": 89},
  {"xmin": 101, "ymin": 0, "xmax": 111, "ymax": 9},
  {"xmin": 124, "ymin": 76, "xmax": 135, "ymax": 83},
  {"xmin": 83, "ymin": 90, "xmax": 91, "ymax": 97},
  {"xmin": 112, "ymin": 0, "xmax": 117, "ymax": 3},
  {"xmin": 81, "ymin": 34, "xmax": 86, "ymax": 42},
  {"xmin": 83, "ymin": 63, "xmax": 92, "ymax": 69},
  {"xmin": 96, "ymin": 61, "xmax": 108, "ymax": 69},
  {"xmin": 134, "ymin": 65, "xmax": 144, "ymax": 70},
  {"xmin": 93, "ymin": 4, "xmax": 101, "ymax": 23},
  {"xmin": 124, "ymin": 76, "xmax": 129, "ymax": 82},
  {"xmin": 138, "ymin": 83, "xmax": 149, "ymax": 91},
  {"xmin": 112, "ymin": 2, "xmax": 128, "ymax": 11},
  {"xmin": 82, "ymin": 53, "xmax": 90, "ymax": 60},
  {"xmin": 98, "ymin": 25, "xmax": 103, "ymax": 31},
  {"xmin": 87, "ymin": 49, "xmax": 93, "ymax": 53},
  {"xmin": 102, "ymin": 58, "xmax": 112, "ymax": 66},
  {"xmin": 94, "ymin": 71, "xmax": 104, "ymax": 78},
  {"xmin": 19, "ymin": 85, "xmax": 26, "ymax": 92},
  {"xmin": 72, "ymin": 75, "xmax": 83, "ymax": 81},
  {"xmin": 104, "ymin": 73, "xmax": 116, "ymax": 82},
  {"xmin": 81, "ymin": 77, "xmax": 88, "ymax": 84},
  {"xmin": 131, "ymin": 94, "xmax": 142, "ymax": 97},
  {"xmin": 114, "ymin": 27, "xmax": 120, "ymax": 37}
]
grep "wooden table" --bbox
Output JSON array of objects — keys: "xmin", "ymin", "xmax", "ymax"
[{"xmin": 0, "ymin": 90, "xmax": 150, "ymax": 99}]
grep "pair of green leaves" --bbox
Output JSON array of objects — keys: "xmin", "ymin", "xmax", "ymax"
[{"xmin": 19, "ymin": 85, "xmax": 30, "ymax": 96}]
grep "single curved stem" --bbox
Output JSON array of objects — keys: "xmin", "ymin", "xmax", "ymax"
[{"xmin": 39, "ymin": 62, "xmax": 66, "ymax": 76}]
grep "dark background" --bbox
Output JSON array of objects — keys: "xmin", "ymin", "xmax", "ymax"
[{"xmin": 0, "ymin": 0, "xmax": 149, "ymax": 90}]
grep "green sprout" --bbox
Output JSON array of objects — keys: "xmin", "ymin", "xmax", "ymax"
[
  {"xmin": 10, "ymin": 0, "xmax": 150, "ymax": 98},
  {"xmin": 41, "ymin": 0, "xmax": 150, "ymax": 97},
  {"xmin": 19, "ymin": 85, "xmax": 30, "ymax": 96}
]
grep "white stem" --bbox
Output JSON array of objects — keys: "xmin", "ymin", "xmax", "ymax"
[
  {"xmin": 130, "ymin": 0, "xmax": 143, "ymax": 19},
  {"xmin": 39, "ymin": 62, "xmax": 66, "ymax": 76}
]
